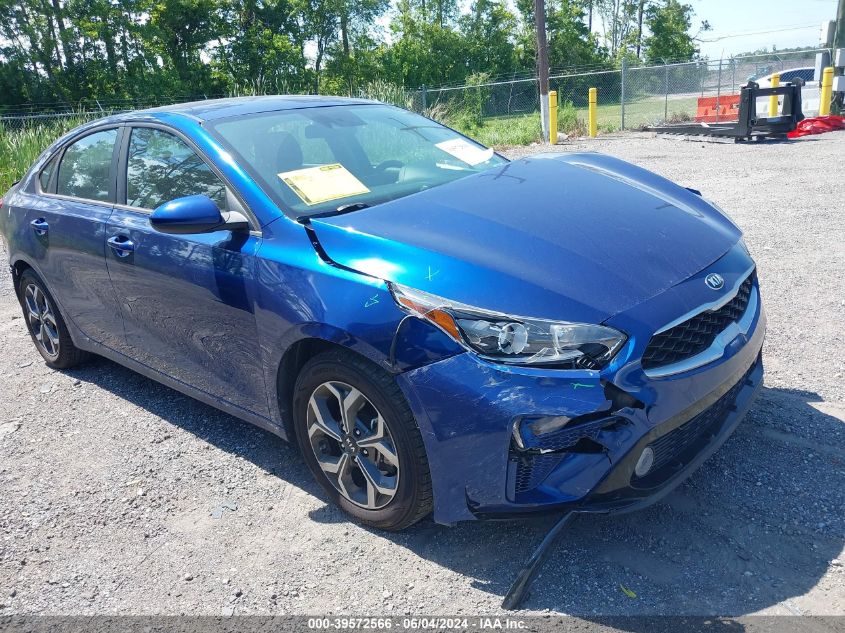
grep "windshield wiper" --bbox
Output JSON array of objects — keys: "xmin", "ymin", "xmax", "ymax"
[
  {"xmin": 306, "ymin": 202, "xmax": 372, "ymax": 219},
  {"xmin": 336, "ymin": 202, "xmax": 371, "ymax": 213}
]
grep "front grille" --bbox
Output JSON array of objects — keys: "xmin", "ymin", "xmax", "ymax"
[
  {"xmin": 642, "ymin": 274, "xmax": 754, "ymax": 370},
  {"xmin": 633, "ymin": 361, "xmax": 754, "ymax": 486}
]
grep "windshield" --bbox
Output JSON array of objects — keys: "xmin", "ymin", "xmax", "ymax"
[{"xmin": 209, "ymin": 104, "xmax": 507, "ymax": 217}]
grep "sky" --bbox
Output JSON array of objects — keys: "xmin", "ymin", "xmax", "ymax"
[{"xmin": 679, "ymin": 0, "xmax": 837, "ymax": 59}]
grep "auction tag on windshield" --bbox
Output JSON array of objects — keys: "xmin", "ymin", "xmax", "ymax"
[
  {"xmin": 278, "ymin": 164, "xmax": 370, "ymax": 205},
  {"xmin": 435, "ymin": 138, "xmax": 494, "ymax": 166}
]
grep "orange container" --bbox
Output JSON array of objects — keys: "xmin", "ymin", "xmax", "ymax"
[{"xmin": 694, "ymin": 94, "xmax": 741, "ymax": 123}]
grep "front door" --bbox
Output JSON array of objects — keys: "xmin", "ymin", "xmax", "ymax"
[{"xmin": 105, "ymin": 125, "xmax": 268, "ymax": 417}]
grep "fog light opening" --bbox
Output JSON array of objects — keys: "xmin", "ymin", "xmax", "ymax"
[
  {"xmin": 634, "ymin": 446, "xmax": 655, "ymax": 478},
  {"xmin": 526, "ymin": 415, "xmax": 571, "ymax": 436}
]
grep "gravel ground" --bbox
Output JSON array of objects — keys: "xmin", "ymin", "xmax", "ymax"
[{"xmin": 1, "ymin": 130, "xmax": 843, "ymax": 619}]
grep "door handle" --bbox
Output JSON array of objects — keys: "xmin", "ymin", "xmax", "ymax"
[
  {"xmin": 107, "ymin": 235, "xmax": 135, "ymax": 258},
  {"xmin": 31, "ymin": 218, "xmax": 49, "ymax": 236}
]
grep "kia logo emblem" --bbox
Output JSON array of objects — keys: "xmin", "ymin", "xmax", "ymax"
[{"xmin": 705, "ymin": 273, "xmax": 724, "ymax": 290}]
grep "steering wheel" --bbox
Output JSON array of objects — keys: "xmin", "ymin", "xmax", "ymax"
[
  {"xmin": 374, "ymin": 159, "xmax": 404, "ymax": 172},
  {"xmin": 370, "ymin": 159, "xmax": 405, "ymax": 185}
]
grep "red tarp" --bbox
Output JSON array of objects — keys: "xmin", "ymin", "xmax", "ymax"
[{"xmin": 787, "ymin": 115, "xmax": 845, "ymax": 138}]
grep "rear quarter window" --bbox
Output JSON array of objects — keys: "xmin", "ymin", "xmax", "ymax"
[{"xmin": 39, "ymin": 153, "xmax": 59, "ymax": 192}]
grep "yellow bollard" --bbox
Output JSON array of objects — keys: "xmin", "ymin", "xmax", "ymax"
[
  {"xmin": 588, "ymin": 87, "xmax": 597, "ymax": 138},
  {"xmin": 549, "ymin": 90, "xmax": 558, "ymax": 144},
  {"xmin": 768, "ymin": 72, "xmax": 779, "ymax": 117},
  {"xmin": 820, "ymin": 66, "xmax": 834, "ymax": 116}
]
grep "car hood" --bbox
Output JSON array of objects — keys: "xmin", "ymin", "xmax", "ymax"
[{"xmin": 308, "ymin": 153, "xmax": 741, "ymax": 324}]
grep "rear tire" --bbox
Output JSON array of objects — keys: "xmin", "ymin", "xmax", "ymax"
[
  {"xmin": 17, "ymin": 269, "xmax": 89, "ymax": 369},
  {"xmin": 292, "ymin": 349, "xmax": 432, "ymax": 531}
]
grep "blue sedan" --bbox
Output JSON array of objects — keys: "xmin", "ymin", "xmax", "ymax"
[{"xmin": 0, "ymin": 96, "xmax": 765, "ymax": 530}]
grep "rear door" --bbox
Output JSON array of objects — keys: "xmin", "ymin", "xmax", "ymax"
[
  {"xmin": 11, "ymin": 127, "xmax": 125, "ymax": 348},
  {"xmin": 105, "ymin": 124, "xmax": 268, "ymax": 416}
]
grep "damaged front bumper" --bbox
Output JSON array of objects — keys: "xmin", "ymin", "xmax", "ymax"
[{"xmin": 395, "ymin": 262, "xmax": 766, "ymax": 526}]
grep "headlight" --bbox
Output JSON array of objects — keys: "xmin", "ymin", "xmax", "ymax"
[{"xmin": 390, "ymin": 283, "xmax": 626, "ymax": 369}]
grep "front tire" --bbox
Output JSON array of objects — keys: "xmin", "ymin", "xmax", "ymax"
[
  {"xmin": 17, "ymin": 269, "xmax": 89, "ymax": 369},
  {"xmin": 292, "ymin": 349, "xmax": 432, "ymax": 531}
]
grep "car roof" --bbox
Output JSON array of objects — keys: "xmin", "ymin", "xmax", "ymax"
[
  {"xmin": 763, "ymin": 66, "xmax": 813, "ymax": 78},
  {"xmin": 99, "ymin": 95, "xmax": 382, "ymax": 125},
  {"xmin": 779, "ymin": 67, "xmax": 813, "ymax": 73}
]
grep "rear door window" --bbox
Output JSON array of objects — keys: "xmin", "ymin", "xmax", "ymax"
[{"xmin": 56, "ymin": 129, "xmax": 118, "ymax": 202}]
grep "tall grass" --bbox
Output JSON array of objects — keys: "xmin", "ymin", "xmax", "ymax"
[
  {"xmin": 367, "ymin": 76, "xmax": 542, "ymax": 145},
  {"xmin": 358, "ymin": 80, "xmax": 415, "ymax": 110},
  {"xmin": 0, "ymin": 116, "xmax": 89, "ymax": 193},
  {"xmin": 452, "ymin": 100, "xmax": 588, "ymax": 147}
]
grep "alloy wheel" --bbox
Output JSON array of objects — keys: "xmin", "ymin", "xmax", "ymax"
[
  {"xmin": 306, "ymin": 381, "xmax": 400, "ymax": 510},
  {"xmin": 24, "ymin": 283, "xmax": 60, "ymax": 359}
]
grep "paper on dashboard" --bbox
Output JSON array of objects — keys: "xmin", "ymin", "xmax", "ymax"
[
  {"xmin": 435, "ymin": 138, "xmax": 495, "ymax": 166},
  {"xmin": 278, "ymin": 163, "xmax": 370, "ymax": 205}
]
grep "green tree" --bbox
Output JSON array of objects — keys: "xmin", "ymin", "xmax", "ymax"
[
  {"xmin": 147, "ymin": 0, "xmax": 223, "ymax": 88},
  {"xmin": 459, "ymin": 0, "xmax": 517, "ymax": 78},
  {"xmin": 331, "ymin": 0, "xmax": 390, "ymax": 91},
  {"xmin": 383, "ymin": 20, "xmax": 470, "ymax": 88},
  {"xmin": 0, "ymin": 0, "xmax": 65, "ymax": 92},
  {"xmin": 595, "ymin": 0, "xmax": 637, "ymax": 58},
  {"xmin": 301, "ymin": 0, "xmax": 388, "ymax": 93},
  {"xmin": 515, "ymin": 0, "xmax": 605, "ymax": 71},
  {"xmin": 642, "ymin": 0, "xmax": 696, "ymax": 64},
  {"xmin": 0, "ymin": 0, "xmax": 612, "ymax": 109},
  {"xmin": 214, "ymin": 0, "xmax": 308, "ymax": 94},
  {"xmin": 547, "ymin": 0, "xmax": 606, "ymax": 68},
  {"xmin": 383, "ymin": 0, "xmax": 474, "ymax": 88},
  {"xmin": 0, "ymin": 56, "xmax": 43, "ymax": 105}
]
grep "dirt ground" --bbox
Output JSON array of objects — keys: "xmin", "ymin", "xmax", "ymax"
[{"xmin": 1, "ymin": 130, "xmax": 843, "ymax": 619}]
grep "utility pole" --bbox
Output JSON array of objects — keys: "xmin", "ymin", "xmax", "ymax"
[
  {"xmin": 834, "ymin": 0, "xmax": 845, "ymax": 112},
  {"xmin": 535, "ymin": 0, "xmax": 550, "ymax": 142}
]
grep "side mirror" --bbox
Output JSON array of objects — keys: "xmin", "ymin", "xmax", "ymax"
[{"xmin": 150, "ymin": 195, "xmax": 249, "ymax": 234}]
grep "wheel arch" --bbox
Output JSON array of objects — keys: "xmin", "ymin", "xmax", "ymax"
[
  {"xmin": 10, "ymin": 255, "xmax": 88, "ymax": 352},
  {"xmin": 278, "ymin": 334, "xmax": 435, "ymax": 529},
  {"xmin": 11, "ymin": 257, "xmax": 35, "ymax": 296},
  {"xmin": 275, "ymin": 336, "xmax": 394, "ymax": 441}
]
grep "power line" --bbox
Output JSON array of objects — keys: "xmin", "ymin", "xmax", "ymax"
[{"xmin": 699, "ymin": 24, "xmax": 820, "ymax": 43}]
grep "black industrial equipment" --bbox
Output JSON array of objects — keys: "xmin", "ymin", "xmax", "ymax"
[{"xmin": 647, "ymin": 80, "xmax": 805, "ymax": 141}]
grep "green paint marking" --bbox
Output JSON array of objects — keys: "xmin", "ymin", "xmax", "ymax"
[{"xmin": 571, "ymin": 382, "xmax": 596, "ymax": 389}]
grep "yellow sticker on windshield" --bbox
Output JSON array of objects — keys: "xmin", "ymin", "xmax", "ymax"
[{"xmin": 278, "ymin": 164, "xmax": 370, "ymax": 205}]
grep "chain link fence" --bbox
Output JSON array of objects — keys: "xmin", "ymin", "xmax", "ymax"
[
  {"xmin": 0, "ymin": 49, "xmax": 829, "ymax": 136},
  {"xmin": 410, "ymin": 48, "xmax": 829, "ymax": 135},
  {"xmin": 0, "ymin": 94, "xmax": 228, "ymax": 130}
]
